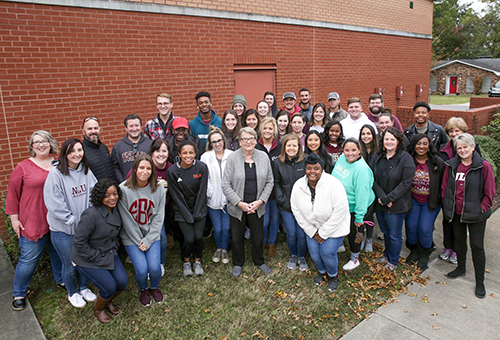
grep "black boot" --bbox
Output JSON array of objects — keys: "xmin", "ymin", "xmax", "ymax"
[
  {"xmin": 417, "ymin": 244, "xmax": 433, "ymax": 271},
  {"xmin": 405, "ymin": 241, "xmax": 419, "ymax": 265}
]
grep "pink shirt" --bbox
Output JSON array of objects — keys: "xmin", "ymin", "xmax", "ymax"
[{"xmin": 5, "ymin": 159, "xmax": 51, "ymax": 241}]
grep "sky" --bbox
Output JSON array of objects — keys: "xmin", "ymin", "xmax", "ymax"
[{"xmin": 458, "ymin": 0, "xmax": 488, "ymax": 12}]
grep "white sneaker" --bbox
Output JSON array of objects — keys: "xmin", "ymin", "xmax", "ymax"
[
  {"xmin": 161, "ymin": 264, "xmax": 165, "ymax": 277},
  {"xmin": 79, "ymin": 288, "xmax": 97, "ymax": 302},
  {"xmin": 342, "ymin": 259, "xmax": 360, "ymax": 271},
  {"xmin": 68, "ymin": 293, "xmax": 86, "ymax": 308},
  {"xmin": 337, "ymin": 244, "xmax": 346, "ymax": 253}
]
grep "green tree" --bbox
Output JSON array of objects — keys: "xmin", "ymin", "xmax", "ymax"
[{"xmin": 478, "ymin": 0, "xmax": 500, "ymax": 57}]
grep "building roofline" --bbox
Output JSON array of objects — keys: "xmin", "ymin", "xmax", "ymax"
[{"xmin": 431, "ymin": 60, "xmax": 500, "ymax": 76}]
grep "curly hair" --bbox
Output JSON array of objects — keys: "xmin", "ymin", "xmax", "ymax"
[{"xmin": 90, "ymin": 178, "xmax": 122, "ymax": 207}]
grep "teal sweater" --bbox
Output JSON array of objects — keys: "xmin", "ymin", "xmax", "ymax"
[{"xmin": 331, "ymin": 154, "xmax": 375, "ymax": 224}]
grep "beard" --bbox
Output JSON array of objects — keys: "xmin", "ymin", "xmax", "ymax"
[
  {"xmin": 85, "ymin": 133, "xmax": 99, "ymax": 143},
  {"xmin": 369, "ymin": 106, "xmax": 382, "ymax": 115}
]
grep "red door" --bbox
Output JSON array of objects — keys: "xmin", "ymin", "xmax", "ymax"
[
  {"xmin": 234, "ymin": 65, "xmax": 276, "ymax": 110},
  {"xmin": 449, "ymin": 76, "xmax": 457, "ymax": 94}
]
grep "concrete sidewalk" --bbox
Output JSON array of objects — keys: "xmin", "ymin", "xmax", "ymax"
[
  {"xmin": 341, "ymin": 210, "xmax": 500, "ymax": 340},
  {"xmin": 0, "ymin": 240, "xmax": 45, "ymax": 340}
]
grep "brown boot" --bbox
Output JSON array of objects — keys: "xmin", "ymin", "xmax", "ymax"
[
  {"xmin": 106, "ymin": 291, "xmax": 121, "ymax": 315},
  {"xmin": 94, "ymin": 295, "xmax": 112, "ymax": 323},
  {"xmin": 267, "ymin": 244, "xmax": 275, "ymax": 259}
]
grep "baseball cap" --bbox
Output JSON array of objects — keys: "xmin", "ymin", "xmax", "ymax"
[
  {"xmin": 282, "ymin": 92, "xmax": 296, "ymax": 100},
  {"xmin": 172, "ymin": 117, "xmax": 189, "ymax": 129},
  {"xmin": 327, "ymin": 92, "xmax": 340, "ymax": 101}
]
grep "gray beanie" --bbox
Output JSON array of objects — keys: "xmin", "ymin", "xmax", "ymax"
[{"xmin": 232, "ymin": 95, "xmax": 247, "ymax": 109}]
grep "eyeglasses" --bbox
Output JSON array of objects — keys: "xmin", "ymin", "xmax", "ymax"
[
  {"xmin": 156, "ymin": 102, "xmax": 170, "ymax": 107},
  {"xmin": 211, "ymin": 139, "xmax": 224, "ymax": 145},
  {"xmin": 84, "ymin": 117, "xmax": 99, "ymax": 123},
  {"xmin": 32, "ymin": 140, "xmax": 49, "ymax": 146},
  {"xmin": 240, "ymin": 137, "xmax": 256, "ymax": 143}
]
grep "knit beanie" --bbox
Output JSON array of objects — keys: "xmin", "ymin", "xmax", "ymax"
[{"xmin": 232, "ymin": 95, "xmax": 247, "ymax": 110}]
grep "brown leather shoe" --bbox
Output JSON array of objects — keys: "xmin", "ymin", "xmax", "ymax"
[
  {"xmin": 105, "ymin": 291, "xmax": 121, "ymax": 315},
  {"xmin": 94, "ymin": 295, "xmax": 111, "ymax": 323},
  {"xmin": 267, "ymin": 244, "xmax": 275, "ymax": 259}
]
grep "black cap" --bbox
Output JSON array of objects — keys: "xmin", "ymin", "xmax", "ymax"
[
  {"xmin": 304, "ymin": 153, "xmax": 325, "ymax": 169},
  {"xmin": 413, "ymin": 101, "xmax": 431, "ymax": 112}
]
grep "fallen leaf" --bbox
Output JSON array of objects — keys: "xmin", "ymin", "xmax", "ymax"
[
  {"xmin": 252, "ymin": 331, "xmax": 265, "ymax": 338},
  {"xmin": 490, "ymin": 293, "xmax": 496, "ymax": 298},
  {"xmin": 409, "ymin": 293, "xmax": 417, "ymax": 297},
  {"xmin": 404, "ymin": 310, "xmax": 408, "ymax": 313},
  {"xmin": 431, "ymin": 313, "xmax": 438, "ymax": 316},
  {"xmin": 204, "ymin": 309, "xmax": 211, "ymax": 313},
  {"xmin": 485, "ymin": 269, "xmax": 490, "ymax": 273},
  {"xmin": 433, "ymin": 325, "xmax": 440, "ymax": 330},
  {"xmin": 207, "ymin": 293, "xmax": 214, "ymax": 297},
  {"xmin": 134, "ymin": 328, "xmax": 139, "ymax": 333},
  {"xmin": 152, "ymin": 322, "xmax": 157, "ymax": 327},
  {"xmin": 461, "ymin": 304, "xmax": 467, "ymax": 309}
]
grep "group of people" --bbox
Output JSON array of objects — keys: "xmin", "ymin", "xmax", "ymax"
[{"xmin": 6, "ymin": 90, "xmax": 494, "ymax": 323}]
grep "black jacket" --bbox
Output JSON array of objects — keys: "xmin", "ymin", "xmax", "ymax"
[
  {"xmin": 70, "ymin": 205, "xmax": 121, "ymax": 270},
  {"xmin": 256, "ymin": 139, "xmax": 282, "ymax": 164},
  {"xmin": 167, "ymin": 160, "xmax": 208, "ymax": 223},
  {"xmin": 272, "ymin": 156, "xmax": 306, "ymax": 212},
  {"xmin": 443, "ymin": 152, "xmax": 491, "ymax": 223},
  {"xmin": 371, "ymin": 150, "xmax": 416, "ymax": 214},
  {"xmin": 82, "ymin": 138, "xmax": 117, "ymax": 182},
  {"xmin": 416, "ymin": 156, "xmax": 446, "ymax": 212},
  {"xmin": 404, "ymin": 120, "xmax": 449, "ymax": 151}
]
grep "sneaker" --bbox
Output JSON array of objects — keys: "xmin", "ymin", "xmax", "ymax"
[
  {"xmin": 161, "ymin": 264, "xmax": 165, "ymax": 277},
  {"xmin": 183, "ymin": 262, "xmax": 193, "ymax": 277},
  {"xmin": 79, "ymin": 288, "xmax": 97, "ymax": 302},
  {"xmin": 287, "ymin": 255, "xmax": 298, "ymax": 270},
  {"xmin": 342, "ymin": 259, "xmax": 360, "ymax": 271},
  {"xmin": 377, "ymin": 232, "xmax": 384, "ymax": 240},
  {"xmin": 244, "ymin": 227, "xmax": 251, "ymax": 239},
  {"xmin": 475, "ymin": 282, "xmax": 486, "ymax": 299},
  {"xmin": 328, "ymin": 276, "xmax": 338, "ymax": 292},
  {"xmin": 149, "ymin": 288, "xmax": 164, "ymax": 303},
  {"xmin": 68, "ymin": 293, "xmax": 86, "ymax": 308},
  {"xmin": 12, "ymin": 297, "xmax": 26, "ymax": 311},
  {"xmin": 126, "ymin": 256, "xmax": 132, "ymax": 264},
  {"xmin": 140, "ymin": 290, "xmax": 151, "ymax": 307},
  {"xmin": 439, "ymin": 248, "xmax": 451, "ymax": 261},
  {"xmin": 314, "ymin": 273, "xmax": 325, "ymax": 285},
  {"xmin": 365, "ymin": 239, "xmax": 373, "ymax": 252},
  {"xmin": 384, "ymin": 262, "xmax": 397, "ymax": 271},
  {"xmin": 298, "ymin": 257, "xmax": 309, "ymax": 271},
  {"xmin": 446, "ymin": 267, "xmax": 466, "ymax": 278},
  {"xmin": 259, "ymin": 264, "xmax": 272, "ymax": 274},
  {"xmin": 448, "ymin": 251, "xmax": 458, "ymax": 264},
  {"xmin": 232, "ymin": 265, "xmax": 242, "ymax": 277},
  {"xmin": 212, "ymin": 249, "xmax": 222, "ymax": 263},
  {"xmin": 220, "ymin": 249, "xmax": 230, "ymax": 264},
  {"xmin": 377, "ymin": 255, "xmax": 388, "ymax": 265},
  {"xmin": 193, "ymin": 261, "xmax": 204, "ymax": 276},
  {"xmin": 337, "ymin": 244, "xmax": 346, "ymax": 253}
]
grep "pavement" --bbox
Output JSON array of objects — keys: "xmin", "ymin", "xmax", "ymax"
[
  {"xmin": 341, "ymin": 209, "xmax": 500, "ymax": 340},
  {"xmin": 430, "ymin": 103, "xmax": 470, "ymax": 111},
  {"xmin": 0, "ymin": 209, "xmax": 499, "ymax": 340}
]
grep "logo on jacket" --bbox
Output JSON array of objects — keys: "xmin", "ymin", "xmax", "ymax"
[
  {"xmin": 71, "ymin": 184, "xmax": 87, "ymax": 198},
  {"xmin": 193, "ymin": 173, "xmax": 202, "ymax": 179},
  {"xmin": 129, "ymin": 198, "xmax": 155, "ymax": 225}
]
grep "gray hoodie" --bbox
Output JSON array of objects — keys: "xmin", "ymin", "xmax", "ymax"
[
  {"xmin": 44, "ymin": 164, "xmax": 97, "ymax": 235},
  {"xmin": 118, "ymin": 181, "xmax": 165, "ymax": 249}
]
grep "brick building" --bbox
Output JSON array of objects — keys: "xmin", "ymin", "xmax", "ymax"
[
  {"xmin": 0, "ymin": 0, "xmax": 434, "ymax": 202},
  {"xmin": 430, "ymin": 58, "xmax": 500, "ymax": 95}
]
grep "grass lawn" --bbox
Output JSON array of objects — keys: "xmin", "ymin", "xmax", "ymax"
[
  {"xmin": 429, "ymin": 94, "xmax": 487, "ymax": 105},
  {"xmin": 18, "ymin": 233, "xmax": 425, "ymax": 340}
]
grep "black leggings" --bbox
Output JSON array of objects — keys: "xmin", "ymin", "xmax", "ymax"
[
  {"xmin": 452, "ymin": 214, "xmax": 486, "ymax": 282},
  {"xmin": 347, "ymin": 202, "xmax": 375, "ymax": 252},
  {"xmin": 178, "ymin": 218, "xmax": 206, "ymax": 259}
]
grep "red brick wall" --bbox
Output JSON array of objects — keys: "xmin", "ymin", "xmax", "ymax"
[
  {"xmin": 0, "ymin": 2, "xmax": 433, "ymax": 233},
  {"xmin": 470, "ymin": 97, "xmax": 500, "ymax": 109},
  {"xmin": 396, "ymin": 104, "xmax": 500, "ymax": 136}
]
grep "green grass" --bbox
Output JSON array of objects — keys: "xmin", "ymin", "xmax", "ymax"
[
  {"xmin": 17, "ymin": 233, "xmax": 424, "ymax": 340},
  {"xmin": 429, "ymin": 94, "xmax": 487, "ymax": 105}
]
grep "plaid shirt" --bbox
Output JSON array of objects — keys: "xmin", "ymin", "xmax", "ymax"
[{"xmin": 144, "ymin": 113, "xmax": 177, "ymax": 140}]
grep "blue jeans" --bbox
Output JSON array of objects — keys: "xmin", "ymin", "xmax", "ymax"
[
  {"xmin": 160, "ymin": 223, "xmax": 167, "ymax": 265},
  {"xmin": 263, "ymin": 199, "xmax": 280, "ymax": 245},
  {"xmin": 51, "ymin": 231, "xmax": 89, "ymax": 296},
  {"xmin": 376, "ymin": 210, "xmax": 407, "ymax": 266},
  {"xmin": 76, "ymin": 256, "xmax": 128, "ymax": 299},
  {"xmin": 306, "ymin": 235, "xmax": 344, "ymax": 277},
  {"xmin": 208, "ymin": 207, "xmax": 230, "ymax": 250},
  {"xmin": 125, "ymin": 240, "xmax": 161, "ymax": 291},
  {"xmin": 405, "ymin": 199, "xmax": 440, "ymax": 248},
  {"xmin": 13, "ymin": 233, "xmax": 63, "ymax": 298},
  {"xmin": 280, "ymin": 210, "xmax": 307, "ymax": 257}
]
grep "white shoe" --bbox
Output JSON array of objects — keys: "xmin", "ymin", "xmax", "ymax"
[
  {"xmin": 337, "ymin": 244, "xmax": 346, "ymax": 253},
  {"xmin": 79, "ymin": 288, "xmax": 97, "ymax": 302},
  {"xmin": 68, "ymin": 293, "xmax": 86, "ymax": 308},
  {"xmin": 161, "ymin": 264, "xmax": 165, "ymax": 277},
  {"xmin": 342, "ymin": 259, "xmax": 360, "ymax": 271}
]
